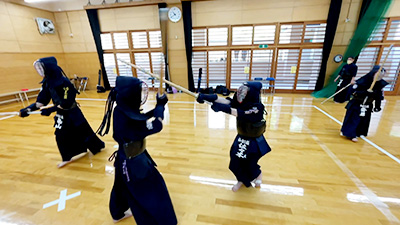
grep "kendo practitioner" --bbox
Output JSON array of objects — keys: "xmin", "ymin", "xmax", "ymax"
[
  {"xmin": 97, "ymin": 76, "xmax": 177, "ymax": 224},
  {"xmin": 19, "ymin": 57, "xmax": 104, "ymax": 168},
  {"xmin": 340, "ymin": 65, "xmax": 388, "ymax": 142},
  {"xmin": 197, "ymin": 82, "xmax": 271, "ymax": 192},
  {"xmin": 333, "ymin": 56, "xmax": 358, "ymax": 103}
]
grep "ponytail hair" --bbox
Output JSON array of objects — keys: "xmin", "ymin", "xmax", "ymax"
[{"xmin": 97, "ymin": 88, "xmax": 117, "ymax": 136}]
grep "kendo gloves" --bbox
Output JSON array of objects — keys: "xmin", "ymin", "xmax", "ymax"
[
  {"xmin": 19, "ymin": 103, "xmax": 39, "ymax": 117},
  {"xmin": 156, "ymin": 93, "xmax": 168, "ymax": 106},
  {"xmin": 211, "ymin": 102, "xmax": 231, "ymax": 114},
  {"xmin": 41, "ymin": 106, "xmax": 58, "ymax": 116},
  {"xmin": 196, "ymin": 93, "xmax": 218, "ymax": 104},
  {"xmin": 154, "ymin": 93, "xmax": 168, "ymax": 120}
]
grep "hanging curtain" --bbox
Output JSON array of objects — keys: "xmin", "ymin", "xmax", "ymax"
[
  {"xmin": 86, "ymin": 9, "xmax": 111, "ymax": 90},
  {"xmin": 314, "ymin": 0, "xmax": 343, "ymax": 91},
  {"xmin": 182, "ymin": 1, "xmax": 195, "ymax": 92}
]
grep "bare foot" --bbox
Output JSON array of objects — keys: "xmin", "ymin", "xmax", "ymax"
[
  {"xmin": 57, "ymin": 152, "xmax": 87, "ymax": 168},
  {"xmin": 254, "ymin": 173, "xmax": 262, "ymax": 188},
  {"xmin": 113, "ymin": 209, "xmax": 132, "ymax": 223},
  {"xmin": 232, "ymin": 181, "xmax": 243, "ymax": 192}
]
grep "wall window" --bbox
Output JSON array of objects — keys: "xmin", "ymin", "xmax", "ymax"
[
  {"xmin": 100, "ymin": 30, "xmax": 162, "ymax": 87},
  {"xmin": 192, "ymin": 22, "xmax": 326, "ymax": 92}
]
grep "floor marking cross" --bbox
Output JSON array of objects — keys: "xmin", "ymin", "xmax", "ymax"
[{"xmin": 43, "ymin": 189, "xmax": 81, "ymax": 212}]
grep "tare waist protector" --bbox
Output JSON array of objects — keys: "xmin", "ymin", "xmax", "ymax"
[
  {"xmin": 123, "ymin": 139, "xmax": 146, "ymax": 159},
  {"xmin": 236, "ymin": 119, "xmax": 266, "ymax": 138}
]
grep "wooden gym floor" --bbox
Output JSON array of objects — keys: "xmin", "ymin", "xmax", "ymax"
[{"xmin": 0, "ymin": 91, "xmax": 399, "ymax": 225}]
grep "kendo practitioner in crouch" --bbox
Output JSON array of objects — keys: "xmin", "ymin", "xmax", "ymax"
[
  {"xmin": 19, "ymin": 57, "xmax": 105, "ymax": 168},
  {"xmin": 340, "ymin": 65, "xmax": 388, "ymax": 142},
  {"xmin": 97, "ymin": 76, "xmax": 177, "ymax": 224},
  {"xmin": 333, "ymin": 56, "xmax": 358, "ymax": 103},
  {"xmin": 197, "ymin": 82, "xmax": 271, "ymax": 192}
]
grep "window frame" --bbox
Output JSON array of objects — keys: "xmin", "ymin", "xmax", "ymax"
[
  {"xmin": 101, "ymin": 29, "xmax": 162, "ymax": 88},
  {"xmin": 192, "ymin": 21, "xmax": 325, "ymax": 93}
]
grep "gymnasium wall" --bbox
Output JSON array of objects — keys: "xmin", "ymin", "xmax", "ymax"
[
  {"xmin": 54, "ymin": 10, "xmax": 100, "ymax": 91},
  {"xmin": 97, "ymin": 4, "xmax": 189, "ymax": 89},
  {"xmin": 0, "ymin": 2, "xmax": 63, "ymax": 94},
  {"xmin": 2, "ymin": 0, "xmax": 400, "ymax": 94},
  {"xmin": 192, "ymin": 0, "xmax": 331, "ymax": 26}
]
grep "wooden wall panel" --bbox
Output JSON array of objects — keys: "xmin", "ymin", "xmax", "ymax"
[
  {"xmin": 63, "ymin": 52, "xmax": 101, "ymax": 91},
  {"xmin": 0, "ymin": 53, "xmax": 66, "ymax": 94}
]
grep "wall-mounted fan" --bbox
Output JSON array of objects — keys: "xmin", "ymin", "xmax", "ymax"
[{"xmin": 35, "ymin": 17, "xmax": 55, "ymax": 34}]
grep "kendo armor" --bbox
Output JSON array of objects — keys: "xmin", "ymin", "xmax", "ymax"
[
  {"xmin": 237, "ymin": 119, "xmax": 266, "ymax": 138},
  {"xmin": 123, "ymin": 139, "xmax": 147, "ymax": 159},
  {"xmin": 232, "ymin": 82, "xmax": 266, "ymax": 138}
]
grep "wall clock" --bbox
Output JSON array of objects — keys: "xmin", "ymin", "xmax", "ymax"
[{"xmin": 168, "ymin": 6, "xmax": 182, "ymax": 23}]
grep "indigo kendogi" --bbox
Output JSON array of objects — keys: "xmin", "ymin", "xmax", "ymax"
[
  {"xmin": 333, "ymin": 57, "xmax": 358, "ymax": 103},
  {"xmin": 341, "ymin": 65, "xmax": 388, "ymax": 142},
  {"xmin": 97, "ymin": 76, "xmax": 177, "ymax": 224},
  {"xmin": 19, "ymin": 57, "xmax": 104, "ymax": 168},
  {"xmin": 197, "ymin": 82, "xmax": 271, "ymax": 192}
]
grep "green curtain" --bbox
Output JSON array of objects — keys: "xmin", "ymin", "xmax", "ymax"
[{"xmin": 312, "ymin": 0, "xmax": 393, "ymax": 98}]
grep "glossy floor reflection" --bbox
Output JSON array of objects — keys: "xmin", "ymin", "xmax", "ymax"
[{"xmin": 0, "ymin": 91, "xmax": 399, "ymax": 225}]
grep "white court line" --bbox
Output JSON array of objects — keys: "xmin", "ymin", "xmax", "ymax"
[
  {"xmin": 293, "ymin": 113, "xmax": 400, "ymax": 223},
  {"xmin": 43, "ymin": 189, "xmax": 81, "ymax": 212},
  {"xmin": 0, "ymin": 115, "xmax": 15, "ymax": 120},
  {"xmin": 313, "ymin": 105, "xmax": 343, "ymax": 125},
  {"xmin": 313, "ymin": 105, "xmax": 400, "ymax": 165}
]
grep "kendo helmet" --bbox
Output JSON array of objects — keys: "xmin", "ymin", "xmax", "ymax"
[
  {"xmin": 235, "ymin": 82, "xmax": 262, "ymax": 103},
  {"xmin": 115, "ymin": 76, "xmax": 148, "ymax": 107},
  {"xmin": 33, "ymin": 57, "xmax": 66, "ymax": 86},
  {"xmin": 231, "ymin": 81, "xmax": 262, "ymax": 109}
]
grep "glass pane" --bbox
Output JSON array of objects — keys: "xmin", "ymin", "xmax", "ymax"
[
  {"xmin": 254, "ymin": 25, "xmax": 276, "ymax": 45},
  {"xmin": 387, "ymin": 20, "xmax": 400, "ymax": 41},
  {"xmin": 192, "ymin": 51, "xmax": 207, "ymax": 89},
  {"xmin": 230, "ymin": 50, "xmax": 251, "ymax": 89},
  {"xmin": 275, "ymin": 49, "xmax": 300, "ymax": 89},
  {"xmin": 131, "ymin": 32, "xmax": 148, "ymax": 49},
  {"xmin": 279, "ymin": 24, "xmax": 303, "ymax": 44},
  {"xmin": 116, "ymin": 53, "xmax": 132, "ymax": 77},
  {"xmin": 208, "ymin": 27, "xmax": 228, "ymax": 46},
  {"xmin": 113, "ymin": 33, "xmax": 129, "ymax": 49},
  {"xmin": 151, "ymin": 52, "xmax": 165, "ymax": 88},
  {"xmin": 133, "ymin": 53, "xmax": 151, "ymax": 86},
  {"xmin": 192, "ymin": 29, "xmax": 207, "ymax": 47},
  {"xmin": 381, "ymin": 46, "xmax": 400, "ymax": 92},
  {"xmin": 304, "ymin": 23, "xmax": 326, "ymax": 43},
  {"xmin": 232, "ymin": 26, "xmax": 253, "ymax": 45},
  {"xmin": 149, "ymin": 31, "xmax": 162, "ymax": 48},
  {"xmin": 100, "ymin": 33, "xmax": 113, "ymax": 50},
  {"xmin": 103, "ymin": 53, "xmax": 117, "ymax": 87},
  {"xmin": 356, "ymin": 47, "xmax": 380, "ymax": 79},
  {"xmin": 251, "ymin": 49, "xmax": 274, "ymax": 84},
  {"xmin": 296, "ymin": 48, "xmax": 323, "ymax": 90},
  {"xmin": 369, "ymin": 20, "xmax": 387, "ymax": 42},
  {"xmin": 208, "ymin": 51, "xmax": 227, "ymax": 87}
]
